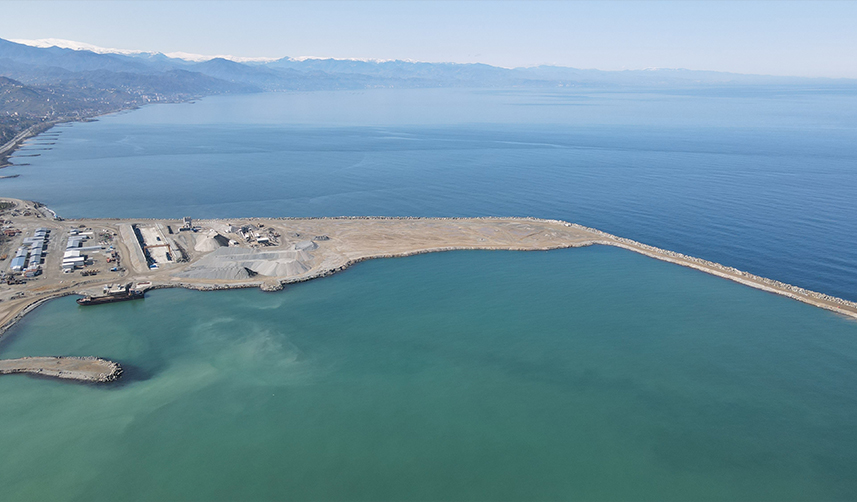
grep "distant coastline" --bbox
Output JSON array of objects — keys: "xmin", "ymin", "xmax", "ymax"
[
  {"xmin": 0, "ymin": 121, "xmax": 62, "ymax": 168},
  {"xmin": 0, "ymin": 101, "xmax": 174, "ymax": 169}
]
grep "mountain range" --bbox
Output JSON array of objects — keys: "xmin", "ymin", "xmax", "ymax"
[
  {"xmin": 5, "ymin": 37, "xmax": 855, "ymax": 94},
  {"xmin": 2, "ymin": 36, "xmax": 856, "ymax": 162}
]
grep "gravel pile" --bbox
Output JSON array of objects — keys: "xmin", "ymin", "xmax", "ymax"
[{"xmin": 176, "ymin": 247, "xmax": 312, "ymax": 280}]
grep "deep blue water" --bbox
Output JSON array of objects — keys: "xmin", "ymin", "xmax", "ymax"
[
  {"xmin": 5, "ymin": 87, "xmax": 856, "ymax": 301},
  {"xmin": 2, "ymin": 87, "xmax": 857, "ymax": 501}
]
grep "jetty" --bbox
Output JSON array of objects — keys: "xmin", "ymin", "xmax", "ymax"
[{"xmin": 0, "ymin": 356, "xmax": 122, "ymax": 382}]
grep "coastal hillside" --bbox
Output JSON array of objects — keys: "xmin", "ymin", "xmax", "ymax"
[{"xmin": 0, "ymin": 76, "xmax": 67, "ymax": 146}]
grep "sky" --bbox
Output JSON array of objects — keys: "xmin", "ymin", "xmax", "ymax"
[{"xmin": 3, "ymin": 0, "xmax": 857, "ymax": 78}]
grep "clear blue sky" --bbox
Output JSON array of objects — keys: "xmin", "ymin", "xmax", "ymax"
[{"xmin": 4, "ymin": 1, "xmax": 856, "ymax": 78}]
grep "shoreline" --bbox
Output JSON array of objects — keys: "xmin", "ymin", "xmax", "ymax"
[
  {"xmin": 5, "ymin": 231, "xmax": 855, "ymax": 332},
  {"xmin": 0, "ymin": 116, "xmax": 111, "ymax": 169},
  {"xmin": 1, "ymin": 217, "xmax": 855, "ymax": 335},
  {"xmin": 41, "ymin": 215, "xmax": 857, "ymax": 319},
  {"xmin": 0, "ymin": 121, "xmax": 64, "ymax": 168},
  {"xmin": 2, "ymin": 101, "xmax": 853, "ymax": 322},
  {"xmin": 0, "ymin": 95, "xmax": 199, "ymax": 169},
  {"xmin": 1, "ymin": 202, "xmax": 856, "ymax": 383}
]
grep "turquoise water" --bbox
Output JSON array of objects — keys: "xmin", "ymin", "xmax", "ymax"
[
  {"xmin": 3, "ymin": 87, "xmax": 857, "ymax": 500},
  {"xmin": 5, "ymin": 88, "xmax": 857, "ymax": 301},
  {"xmin": 2, "ymin": 248, "xmax": 857, "ymax": 501}
]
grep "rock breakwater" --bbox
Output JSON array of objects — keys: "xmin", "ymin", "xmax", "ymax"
[{"xmin": 0, "ymin": 356, "xmax": 123, "ymax": 383}]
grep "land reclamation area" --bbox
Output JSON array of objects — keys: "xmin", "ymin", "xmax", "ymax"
[{"xmin": 0, "ymin": 197, "xmax": 855, "ymax": 382}]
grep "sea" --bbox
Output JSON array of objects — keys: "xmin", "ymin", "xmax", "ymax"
[{"xmin": 1, "ymin": 87, "xmax": 857, "ymax": 500}]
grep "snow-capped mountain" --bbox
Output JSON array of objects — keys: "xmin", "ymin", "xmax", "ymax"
[{"xmin": 10, "ymin": 38, "xmax": 277, "ymax": 63}]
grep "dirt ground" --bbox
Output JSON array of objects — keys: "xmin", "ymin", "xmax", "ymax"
[{"xmin": 1, "ymin": 197, "xmax": 855, "ymax": 348}]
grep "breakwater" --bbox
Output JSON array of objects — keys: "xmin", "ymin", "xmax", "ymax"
[
  {"xmin": 2, "ymin": 203, "xmax": 856, "ymax": 383},
  {"xmin": 0, "ymin": 356, "xmax": 122, "ymax": 382}
]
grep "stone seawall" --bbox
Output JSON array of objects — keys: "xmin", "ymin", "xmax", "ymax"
[{"xmin": 560, "ymin": 222, "xmax": 857, "ymax": 320}]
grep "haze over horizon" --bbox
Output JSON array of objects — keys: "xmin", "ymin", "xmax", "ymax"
[{"xmin": 3, "ymin": 0, "xmax": 857, "ymax": 79}]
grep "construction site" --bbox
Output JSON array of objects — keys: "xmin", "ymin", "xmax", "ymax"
[{"xmin": 1, "ymin": 196, "xmax": 857, "ymax": 355}]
